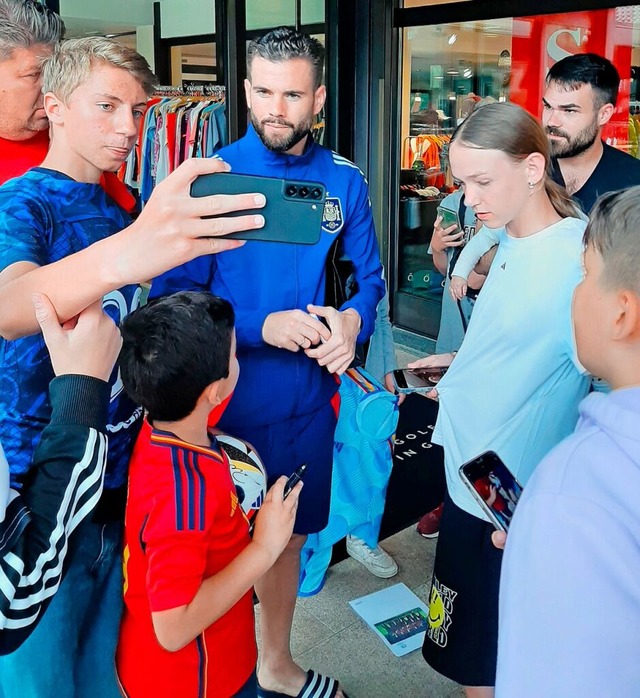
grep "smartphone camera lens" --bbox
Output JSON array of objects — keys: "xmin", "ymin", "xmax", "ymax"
[
  {"xmin": 299, "ymin": 186, "xmax": 309, "ymax": 198},
  {"xmin": 311, "ymin": 188, "xmax": 322, "ymax": 200},
  {"xmin": 286, "ymin": 185, "xmax": 298, "ymax": 197}
]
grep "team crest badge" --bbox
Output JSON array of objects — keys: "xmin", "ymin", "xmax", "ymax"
[{"xmin": 322, "ymin": 197, "xmax": 344, "ymax": 234}]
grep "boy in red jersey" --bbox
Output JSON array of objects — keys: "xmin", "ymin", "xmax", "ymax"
[{"xmin": 116, "ymin": 291, "xmax": 301, "ymax": 698}]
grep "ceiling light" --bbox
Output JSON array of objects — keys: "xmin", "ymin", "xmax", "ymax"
[{"xmin": 448, "ymin": 33, "xmax": 458, "ymax": 45}]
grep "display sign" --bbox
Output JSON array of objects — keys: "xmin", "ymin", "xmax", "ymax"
[{"xmin": 510, "ymin": 10, "xmax": 632, "ymax": 145}]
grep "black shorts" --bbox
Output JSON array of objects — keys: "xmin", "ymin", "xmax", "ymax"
[{"xmin": 422, "ymin": 491, "xmax": 503, "ymax": 687}]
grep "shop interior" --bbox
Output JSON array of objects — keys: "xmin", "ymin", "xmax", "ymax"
[{"xmin": 394, "ymin": 5, "xmax": 640, "ymax": 338}]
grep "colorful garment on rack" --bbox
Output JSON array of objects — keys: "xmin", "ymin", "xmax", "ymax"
[{"xmin": 119, "ymin": 90, "xmax": 227, "ymax": 202}]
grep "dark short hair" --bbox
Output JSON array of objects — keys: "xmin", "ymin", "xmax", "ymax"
[
  {"xmin": 247, "ymin": 26, "xmax": 325, "ymax": 90},
  {"xmin": 583, "ymin": 186, "xmax": 640, "ymax": 293},
  {"xmin": 119, "ymin": 292, "xmax": 235, "ymax": 422},
  {"xmin": 546, "ymin": 53, "xmax": 620, "ymax": 107}
]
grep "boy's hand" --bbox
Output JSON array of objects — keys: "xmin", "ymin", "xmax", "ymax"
[
  {"xmin": 252, "ymin": 476, "xmax": 302, "ymax": 565},
  {"xmin": 449, "ymin": 275, "xmax": 467, "ymax": 301},
  {"xmin": 116, "ymin": 158, "xmax": 267, "ymax": 284},
  {"xmin": 34, "ymin": 293, "xmax": 121, "ymax": 382}
]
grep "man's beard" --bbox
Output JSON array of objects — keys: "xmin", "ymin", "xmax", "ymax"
[
  {"xmin": 251, "ymin": 113, "xmax": 312, "ymax": 153},
  {"xmin": 546, "ymin": 117, "xmax": 599, "ymax": 159}
]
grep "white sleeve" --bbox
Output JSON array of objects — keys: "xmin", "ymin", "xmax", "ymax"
[{"xmin": 451, "ymin": 227, "xmax": 501, "ymax": 279}]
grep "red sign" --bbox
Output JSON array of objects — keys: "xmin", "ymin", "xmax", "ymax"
[{"xmin": 510, "ymin": 10, "xmax": 632, "ymax": 145}]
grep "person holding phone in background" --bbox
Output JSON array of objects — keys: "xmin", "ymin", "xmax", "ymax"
[
  {"xmin": 150, "ymin": 27, "xmax": 384, "ymax": 698},
  {"xmin": 409, "ymin": 102, "xmax": 590, "ymax": 698}
]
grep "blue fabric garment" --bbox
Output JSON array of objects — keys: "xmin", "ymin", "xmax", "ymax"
[
  {"xmin": 150, "ymin": 124, "xmax": 385, "ymax": 430},
  {"xmin": 299, "ymin": 367, "xmax": 398, "ymax": 596},
  {"xmin": 140, "ymin": 106, "xmax": 157, "ymax": 204},
  {"xmin": 432, "ymin": 217, "xmax": 590, "ymax": 519},
  {"xmin": 497, "ymin": 388, "xmax": 640, "ymax": 697},
  {"xmin": 0, "ymin": 168, "xmax": 143, "ymax": 489}
]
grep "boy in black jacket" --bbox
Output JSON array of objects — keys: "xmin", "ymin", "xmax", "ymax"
[{"xmin": 0, "ymin": 294, "xmax": 120, "ymax": 653}]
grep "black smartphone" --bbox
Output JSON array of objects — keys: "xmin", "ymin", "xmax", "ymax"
[
  {"xmin": 191, "ymin": 172, "xmax": 326, "ymax": 244},
  {"xmin": 392, "ymin": 367, "xmax": 447, "ymax": 393},
  {"xmin": 459, "ymin": 451, "xmax": 523, "ymax": 531},
  {"xmin": 283, "ymin": 463, "xmax": 307, "ymax": 500}
]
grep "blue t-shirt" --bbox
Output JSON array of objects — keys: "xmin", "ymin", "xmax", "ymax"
[
  {"xmin": 0, "ymin": 168, "xmax": 143, "ymax": 489},
  {"xmin": 432, "ymin": 217, "xmax": 590, "ymax": 519}
]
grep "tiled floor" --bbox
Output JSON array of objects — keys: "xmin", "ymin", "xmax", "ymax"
[{"xmin": 255, "ymin": 526, "xmax": 464, "ymax": 698}]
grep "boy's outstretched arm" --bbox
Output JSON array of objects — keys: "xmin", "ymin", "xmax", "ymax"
[
  {"xmin": 0, "ymin": 158, "xmax": 266, "ymax": 340},
  {"xmin": 0, "ymin": 296, "xmax": 120, "ymax": 653},
  {"xmin": 152, "ymin": 477, "xmax": 301, "ymax": 652}
]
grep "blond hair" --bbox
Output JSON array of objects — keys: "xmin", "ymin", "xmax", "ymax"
[
  {"xmin": 41, "ymin": 37, "xmax": 156, "ymax": 102},
  {"xmin": 452, "ymin": 102, "xmax": 580, "ymax": 220}
]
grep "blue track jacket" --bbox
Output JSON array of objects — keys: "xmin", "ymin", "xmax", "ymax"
[{"xmin": 151, "ymin": 125, "xmax": 384, "ymax": 427}]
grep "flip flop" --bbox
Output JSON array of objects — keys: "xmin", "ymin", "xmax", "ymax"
[{"xmin": 257, "ymin": 669, "xmax": 349, "ymax": 698}]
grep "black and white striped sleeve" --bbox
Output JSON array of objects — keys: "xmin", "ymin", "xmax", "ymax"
[{"xmin": 0, "ymin": 374, "xmax": 110, "ymax": 654}]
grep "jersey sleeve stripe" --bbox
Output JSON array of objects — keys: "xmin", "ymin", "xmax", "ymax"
[
  {"xmin": 171, "ymin": 450, "xmax": 186, "ymax": 531},
  {"xmin": 196, "ymin": 634, "xmax": 207, "ymax": 698},
  {"xmin": 171, "ymin": 449, "xmax": 207, "ymax": 532},
  {"xmin": 184, "ymin": 451, "xmax": 196, "ymax": 531},
  {"xmin": 192, "ymin": 453, "xmax": 206, "ymax": 532}
]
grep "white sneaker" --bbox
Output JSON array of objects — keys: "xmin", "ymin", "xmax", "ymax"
[{"xmin": 346, "ymin": 535, "xmax": 398, "ymax": 578}]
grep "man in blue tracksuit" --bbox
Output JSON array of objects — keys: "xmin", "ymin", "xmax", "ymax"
[{"xmin": 150, "ymin": 27, "xmax": 384, "ymax": 698}]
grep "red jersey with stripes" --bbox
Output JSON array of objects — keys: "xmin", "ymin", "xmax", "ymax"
[{"xmin": 116, "ymin": 419, "xmax": 256, "ymax": 697}]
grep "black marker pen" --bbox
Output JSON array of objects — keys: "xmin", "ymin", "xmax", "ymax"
[{"xmin": 283, "ymin": 463, "xmax": 307, "ymax": 499}]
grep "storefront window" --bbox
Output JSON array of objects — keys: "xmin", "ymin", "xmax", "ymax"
[{"xmin": 395, "ymin": 5, "xmax": 640, "ymax": 338}]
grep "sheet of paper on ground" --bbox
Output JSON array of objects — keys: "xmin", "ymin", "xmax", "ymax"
[{"xmin": 349, "ymin": 583, "xmax": 428, "ymax": 657}]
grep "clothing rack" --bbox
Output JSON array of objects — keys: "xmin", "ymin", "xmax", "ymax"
[
  {"xmin": 119, "ymin": 86, "xmax": 228, "ymax": 199},
  {"xmin": 154, "ymin": 84, "xmax": 226, "ymax": 97}
]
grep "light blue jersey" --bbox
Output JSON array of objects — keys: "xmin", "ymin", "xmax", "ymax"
[{"xmin": 432, "ymin": 217, "xmax": 590, "ymax": 519}]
